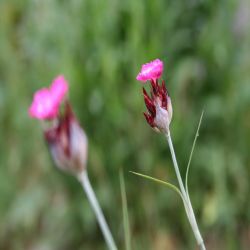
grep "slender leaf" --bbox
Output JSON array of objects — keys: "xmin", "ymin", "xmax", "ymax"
[
  {"xmin": 185, "ymin": 110, "xmax": 204, "ymax": 201},
  {"xmin": 130, "ymin": 171, "xmax": 184, "ymax": 201}
]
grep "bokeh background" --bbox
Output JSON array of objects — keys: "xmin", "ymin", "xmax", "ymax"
[{"xmin": 0, "ymin": 0, "xmax": 250, "ymax": 249}]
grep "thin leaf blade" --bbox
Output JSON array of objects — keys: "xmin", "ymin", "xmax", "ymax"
[
  {"xmin": 185, "ymin": 110, "xmax": 204, "ymax": 201},
  {"xmin": 130, "ymin": 171, "xmax": 184, "ymax": 201}
]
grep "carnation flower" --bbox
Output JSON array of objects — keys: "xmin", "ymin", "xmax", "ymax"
[
  {"xmin": 29, "ymin": 75, "xmax": 87, "ymax": 174},
  {"xmin": 136, "ymin": 59, "xmax": 172, "ymax": 134}
]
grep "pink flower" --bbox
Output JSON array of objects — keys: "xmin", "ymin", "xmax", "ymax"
[
  {"xmin": 136, "ymin": 59, "xmax": 163, "ymax": 82},
  {"xmin": 29, "ymin": 88, "xmax": 59, "ymax": 119},
  {"xmin": 50, "ymin": 75, "xmax": 69, "ymax": 104},
  {"xmin": 143, "ymin": 80, "xmax": 172, "ymax": 134},
  {"xmin": 29, "ymin": 75, "xmax": 69, "ymax": 120}
]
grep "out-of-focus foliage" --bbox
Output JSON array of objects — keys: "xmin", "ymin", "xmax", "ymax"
[{"xmin": 0, "ymin": 0, "xmax": 250, "ymax": 249}]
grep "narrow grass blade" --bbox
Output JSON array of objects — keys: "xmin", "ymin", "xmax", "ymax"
[
  {"xmin": 185, "ymin": 110, "xmax": 204, "ymax": 200},
  {"xmin": 119, "ymin": 169, "xmax": 131, "ymax": 250},
  {"xmin": 130, "ymin": 171, "xmax": 184, "ymax": 201}
]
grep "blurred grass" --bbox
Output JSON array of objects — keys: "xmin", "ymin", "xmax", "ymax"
[
  {"xmin": 0, "ymin": 0, "xmax": 250, "ymax": 249},
  {"xmin": 120, "ymin": 169, "xmax": 131, "ymax": 250}
]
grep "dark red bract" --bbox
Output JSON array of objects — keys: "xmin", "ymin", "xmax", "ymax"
[
  {"xmin": 45, "ymin": 102, "xmax": 73, "ymax": 157},
  {"xmin": 143, "ymin": 79, "xmax": 170, "ymax": 129},
  {"xmin": 44, "ymin": 101, "xmax": 88, "ymax": 175}
]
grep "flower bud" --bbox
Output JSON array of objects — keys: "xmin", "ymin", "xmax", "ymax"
[
  {"xmin": 143, "ymin": 80, "xmax": 172, "ymax": 134},
  {"xmin": 44, "ymin": 102, "xmax": 88, "ymax": 175}
]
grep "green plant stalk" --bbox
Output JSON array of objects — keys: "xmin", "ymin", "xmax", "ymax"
[
  {"xmin": 78, "ymin": 171, "xmax": 117, "ymax": 250},
  {"xmin": 119, "ymin": 169, "xmax": 132, "ymax": 250},
  {"xmin": 166, "ymin": 132, "xmax": 206, "ymax": 250}
]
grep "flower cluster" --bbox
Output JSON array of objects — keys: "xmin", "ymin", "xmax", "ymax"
[
  {"xmin": 136, "ymin": 59, "xmax": 172, "ymax": 134},
  {"xmin": 29, "ymin": 75, "xmax": 87, "ymax": 175}
]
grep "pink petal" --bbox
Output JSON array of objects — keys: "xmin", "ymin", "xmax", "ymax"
[
  {"xmin": 136, "ymin": 59, "xmax": 163, "ymax": 83},
  {"xmin": 29, "ymin": 88, "xmax": 59, "ymax": 120},
  {"xmin": 50, "ymin": 75, "xmax": 69, "ymax": 105}
]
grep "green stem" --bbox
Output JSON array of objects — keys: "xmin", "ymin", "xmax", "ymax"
[
  {"xmin": 78, "ymin": 171, "xmax": 117, "ymax": 250},
  {"xmin": 166, "ymin": 132, "xmax": 205, "ymax": 250}
]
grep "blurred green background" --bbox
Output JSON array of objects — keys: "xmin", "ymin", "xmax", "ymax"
[{"xmin": 0, "ymin": 0, "xmax": 250, "ymax": 249}]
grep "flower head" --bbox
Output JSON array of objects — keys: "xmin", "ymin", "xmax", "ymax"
[
  {"xmin": 137, "ymin": 59, "xmax": 172, "ymax": 134},
  {"xmin": 143, "ymin": 80, "xmax": 172, "ymax": 133},
  {"xmin": 29, "ymin": 75, "xmax": 69, "ymax": 120},
  {"xmin": 136, "ymin": 59, "xmax": 163, "ymax": 82},
  {"xmin": 29, "ymin": 76, "xmax": 87, "ymax": 175},
  {"xmin": 44, "ymin": 102, "xmax": 88, "ymax": 175}
]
